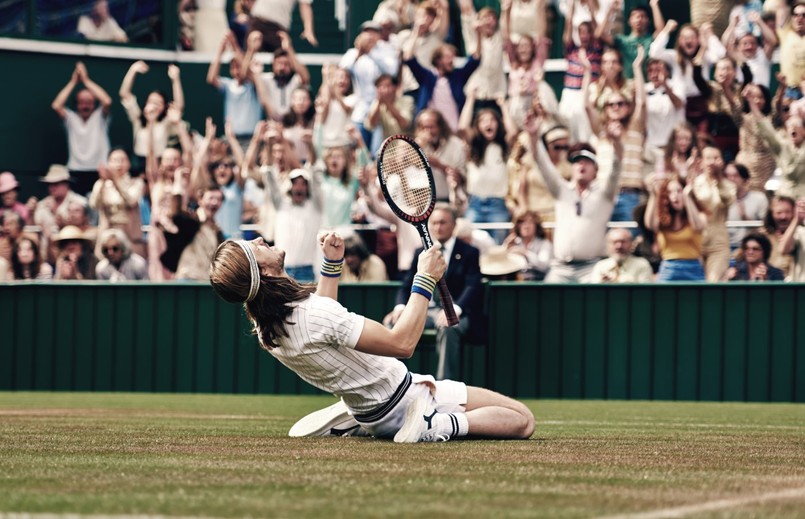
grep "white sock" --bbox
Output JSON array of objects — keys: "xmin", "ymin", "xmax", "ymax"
[{"xmin": 434, "ymin": 412, "xmax": 469, "ymax": 438}]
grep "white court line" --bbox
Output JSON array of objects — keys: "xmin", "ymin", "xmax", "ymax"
[
  {"xmin": 597, "ymin": 486, "xmax": 805, "ymax": 519},
  {"xmin": 0, "ymin": 515, "xmax": 220, "ymax": 519}
]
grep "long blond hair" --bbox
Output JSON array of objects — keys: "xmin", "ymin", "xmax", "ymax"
[{"xmin": 209, "ymin": 241, "xmax": 313, "ymax": 350}]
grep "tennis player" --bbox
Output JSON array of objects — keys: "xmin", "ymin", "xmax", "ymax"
[{"xmin": 209, "ymin": 232, "xmax": 534, "ymax": 442}]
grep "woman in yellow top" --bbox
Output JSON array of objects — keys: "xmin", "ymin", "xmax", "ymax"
[{"xmin": 644, "ymin": 173, "xmax": 708, "ymax": 281}]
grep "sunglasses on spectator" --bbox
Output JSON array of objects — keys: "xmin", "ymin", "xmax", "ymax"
[
  {"xmin": 103, "ymin": 245, "xmax": 121, "ymax": 254},
  {"xmin": 743, "ymin": 245, "xmax": 762, "ymax": 251},
  {"xmin": 216, "ymin": 162, "xmax": 235, "ymax": 168},
  {"xmin": 550, "ymin": 144, "xmax": 569, "ymax": 150},
  {"xmin": 606, "ymin": 100, "xmax": 628, "ymax": 108}
]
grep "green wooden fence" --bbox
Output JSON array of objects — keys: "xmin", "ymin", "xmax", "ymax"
[{"xmin": 1, "ymin": 282, "xmax": 803, "ymax": 401}]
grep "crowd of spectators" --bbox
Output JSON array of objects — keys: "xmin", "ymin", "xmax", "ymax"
[{"xmin": 1, "ymin": 0, "xmax": 805, "ymax": 285}]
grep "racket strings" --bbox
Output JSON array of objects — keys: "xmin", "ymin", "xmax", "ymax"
[{"xmin": 380, "ymin": 140, "xmax": 433, "ymax": 218}]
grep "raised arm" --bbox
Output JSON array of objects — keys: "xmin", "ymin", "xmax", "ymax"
[
  {"xmin": 595, "ymin": 0, "xmax": 619, "ymax": 45},
  {"xmin": 190, "ymin": 117, "xmax": 216, "ymax": 195},
  {"xmin": 242, "ymin": 121, "xmax": 267, "ymax": 181},
  {"xmin": 224, "ymin": 120, "xmax": 245, "ymax": 180},
  {"xmin": 315, "ymin": 231, "xmax": 345, "ymax": 300},
  {"xmin": 280, "ymin": 31, "xmax": 310, "ymax": 86},
  {"xmin": 207, "ymin": 35, "xmax": 229, "ymax": 89},
  {"xmin": 167, "ymin": 64, "xmax": 185, "ymax": 114},
  {"xmin": 119, "ymin": 60, "xmax": 148, "ymax": 102},
  {"xmin": 458, "ymin": 87, "xmax": 477, "ymax": 140},
  {"xmin": 434, "ymin": 0, "xmax": 451, "ymax": 39},
  {"xmin": 77, "ymin": 62, "xmax": 112, "ymax": 114},
  {"xmin": 632, "ymin": 46, "xmax": 647, "ymax": 125},
  {"xmin": 298, "ymin": 1, "xmax": 318, "ymax": 47},
  {"xmin": 52, "ymin": 64, "xmax": 81, "ymax": 119},
  {"xmin": 580, "ymin": 49, "xmax": 602, "ymax": 135},
  {"xmin": 644, "ymin": 177, "xmax": 661, "ymax": 232},
  {"xmin": 752, "ymin": 11, "xmax": 779, "ymax": 58},
  {"xmin": 528, "ymin": 116, "xmax": 563, "ymax": 197},
  {"xmin": 779, "ymin": 200, "xmax": 805, "ymax": 255},
  {"xmin": 563, "ymin": 0, "xmax": 576, "ymax": 47},
  {"xmin": 649, "ymin": 0, "xmax": 666, "ymax": 35},
  {"xmin": 496, "ymin": 94, "xmax": 519, "ymax": 144}
]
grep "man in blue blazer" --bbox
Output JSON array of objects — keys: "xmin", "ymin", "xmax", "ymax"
[{"xmin": 384, "ymin": 203, "xmax": 483, "ymax": 380}]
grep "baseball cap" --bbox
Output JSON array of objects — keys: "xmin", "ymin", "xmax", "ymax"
[{"xmin": 568, "ymin": 149, "xmax": 598, "ymax": 165}]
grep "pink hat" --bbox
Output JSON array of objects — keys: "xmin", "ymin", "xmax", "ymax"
[{"xmin": 0, "ymin": 171, "xmax": 19, "ymax": 194}]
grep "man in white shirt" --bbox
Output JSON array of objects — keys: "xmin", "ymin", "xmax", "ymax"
[
  {"xmin": 51, "ymin": 61, "xmax": 112, "ymax": 196},
  {"xmin": 77, "ymin": 0, "xmax": 128, "ymax": 42},
  {"xmin": 591, "ymin": 228, "xmax": 654, "ymax": 283},
  {"xmin": 249, "ymin": 0, "xmax": 317, "ymax": 51}
]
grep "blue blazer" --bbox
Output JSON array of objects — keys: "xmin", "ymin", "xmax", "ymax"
[{"xmin": 404, "ymin": 56, "xmax": 481, "ymax": 115}]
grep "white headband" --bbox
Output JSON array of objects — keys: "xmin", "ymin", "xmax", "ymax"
[{"xmin": 234, "ymin": 240, "xmax": 261, "ymax": 302}]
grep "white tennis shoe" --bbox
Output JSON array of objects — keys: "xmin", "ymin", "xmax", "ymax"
[
  {"xmin": 288, "ymin": 399, "xmax": 368, "ymax": 437},
  {"xmin": 393, "ymin": 396, "xmax": 451, "ymax": 443}
]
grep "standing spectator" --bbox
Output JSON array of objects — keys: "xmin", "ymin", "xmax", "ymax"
[
  {"xmin": 599, "ymin": 0, "xmax": 666, "ymax": 79},
  {"xmin": 253, "ymin": 32, "xmax": 311, "ymax": 120},
  {"xmin": 207, "ymin": 32, "xmax": 264, "ymax": 150},
  {"xmin": 281, "ymin": 88, "xmax": 317, "ymax": 165},
  {"xmin": 532, "ymin": 120, "xmax": 624, "ymax": 283},
  {"xmin": 119, "ymin": 61, "xmax": 185, "ymax": 165},
  {"xmin": 51, "ymin": 62, "xmax": 112, "ymax": 196},
  {"xmin": 559, "ymin": 0, "xmax": 613, "ymax": 47},
  {"xmin": 644, "ymin": 174, "xmax": 708, "ymax": 281},
  {"xmin": 663, "ymin": 121, "xmax": 702, "ymax": 181},
  {"xmin": 365, "ymin": 74, "xmax": 415, "ymax": 143},
  {"xmin": 725, "ymin": 162, "xmax": 769, "ymax": 250},
  {"xmin": 33, "ymin": 165, "xmax": 88, "ymax": 257},
  {"xmin": 94, "ymin": 228, "xmax": 149, "ymax": 281},
  {"xmin": 339, "ymin": 23, "xmax": 399, "ymax": 155},
  {"xmin": 77, "ymin": 0, "xmax": 128, "ymax": 42},
  {"xmin": 414, "ymin": 109, "xmax": 466, "ymax": 203},
  {"xmin": 193, "ymin": 0, "xmax": 230, "ymax": 52},
  {"xmin": 644, "ymin": 58, "xmax": 686, "ymax": 157},
  {"xmin": 89, "ymin": 149, "xmax": 146, "ymax": 259},
  {"xmin": 315, "ymin": 64, "xmax": 355, "ymax": 149},
  {"xmin": 11, "ymin": 236, "xmax": 53, "ymax": 281},
  {"xmin": 735, "ymin": 83, "xmax": 776, "ymax": 191},
  {"xmin": 341, "ymin": 234, "xmax": 388, "ymax": 283},
  {"xmin": 753, "ymin": 104, "xmax": 805, "ymax": 198},
  {"xmin": 591, "ymin": 227, "xmax": 654, "ymax": 283},
  {"xmin": 724, "ymin": 232, "xmax": 785, "ymax": 280},
  {"xmin": 315, "ymin": 127, "xmax": 368, "ymax": 231},
  {"xmin": 779, "ymin": 197, "xmax": 805, "ymax": 281},
  {"xmin": 403, "ymin": 21, "xmax": 482, "ymax": 133},
  {"xmin": 650, "ymin": 20, "xmax": 727, "ymax": 132},
  {"xmin": 383, "ymin": 203, "xmax": 482, "ymax": 381},
  {"xmin": 0, "ymin": 172, "xmax": 33, "ymax": 225},
  {"xmin": 702, "ymin": 57, "xmax": 748, "ymax": 162},
  {"xmin": 396, "ymin": 0, "xmax": 450, "ymax": 95},
  {"xmin": 52, "ymin": 225, "xmax": 96, "ymax": 280},
  {"xmin": 248, "ymin": 0, "xmax": 318, "ymax": 51},
  {"xmin": 265, "ymin": 167, "xmax": 322, "ymax": 282},
  {"xmin": 170, "ymin": 185, "xmax": 226, "ymax": 281},
  {"xmin": 503, "ymin": 209, "xmax": 552, "ymax": 281},
  {"xmin": 557, "ymin": 0, "xmax": 603, "ymax": 144},
  {"xmin": 692, "ymin": 145, "xmax": 737, "ymax": 281},
  {"xmin": 458, "ymin": 93, "xmax": 519, "ymax": 243},
  {"xmin": 776, "ymin": 1, "xmax": 805, "ymax": 100},
  {"xmin": 722, "ymin": 12, "xmax": 777, "ymax": 88},
  {"xmin": 459, "ymin": 0, "xmax": 506, "ymax": 101}
]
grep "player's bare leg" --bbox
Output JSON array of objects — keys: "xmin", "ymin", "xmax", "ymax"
[{"xmin": 463, "ymin": 386, "xmax": 535, "ymax": 439}]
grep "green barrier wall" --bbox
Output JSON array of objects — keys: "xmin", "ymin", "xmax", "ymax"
[{"xmin": 1, "ymin": 282, "xmax": 803, "ymax": 402}]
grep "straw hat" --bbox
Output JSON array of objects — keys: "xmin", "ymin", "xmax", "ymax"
[
  {"xmin": 480, "ymin": 246, "xmax": 528, "ymax": 276},
  {"xmin": 52, "ymin": 225, "xmax": 90, "ymax": 243},
  {"xmin": 40, "ymin": 164, "xmax": 72, "ymax": 184},
  {"xmin": 0, "ymin": 171, "xmax": 19, "ymax": 194}
]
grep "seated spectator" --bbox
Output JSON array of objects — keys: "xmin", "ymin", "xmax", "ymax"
[
  {"xmin": 60, "ymin": 198, "xmax": 98, "ymax": 263},
  {"xmin": 726, "ymin": 162, "xmax": 769, "ymax": 250},
  {"xmin": 779, "ymin": 197, "xmax": 805, "ymax": 281},
  {"xmin": 341, "ymin": 234, "xmax": 388, "ymax": 283},
  {"xmin": 725, "ymin": 232, "xmax": 785, "ymax": 280},
  {"xmin": 89, "ymin": 149, "xmax": 146, "ymax": 259},
  {"xmin": 34, "ymin": 165, "xmax": 88, "ymax": 257},
  {"xmin": 248, "ymin": 0, "xmax": 318, "ymax": 52},
  {"xmin": 502, "ymin": 209, "xmax": 552, "ymax": 281},
  {"xmin": 94, "ymin": 228, "xmax": 148, "ymax": 281},
  {"xmin": 591, "ymin": 228, "xmax": 654, "ymax": 283},
  {"xmin": 480, "ymin": 245, "xmax": 528, "ymax": 281},
  {"xmin": 644, "ymin": 174, "xmax": 708, "ymax": 281},
  {"xmin": 402, "ymin": 23, "xmax": 481, "ymax": 133},
  {"xmin": 0, "ymin": 210, "xmax": 24, "ymax": 264},
  {"xmin": 315, "ymin": 64, "xmax": 356, "ymax": 149},
  {"xmin": 52, "ymin": 225, "xmax": 96, "ymax": 280},
  {"xmin": 459, "ymin": 0, "xmax": 506, "ymax": 100},
  {"xmin": 0, "ymin": 172, "xmax": 34, "ymax": 225},
  {"xmin": 761, "ymin": 195, "xmax": 798, "ymax": 277},
  {"xmin": 77, "ymin": 0, "xmax": 128, "ymax": 42},
  {"xmin": 11, "ymin": 235, "xmax": 53, "ymax": 281},
  {"xmin": 0, "ymin": 255, "xmax": 9, "ymax": 281},
  {"xmin": 51, "ymin": 62, "xmax": 113, "ymax": 195},
  {"xmin": 119, "ymin": 61, "xmax": 185, "ymax": 165}
]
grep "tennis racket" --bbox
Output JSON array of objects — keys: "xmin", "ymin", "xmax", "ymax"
[{"xmin": 377, "ymin": 134, "xmax": 459, "ymax": 327}]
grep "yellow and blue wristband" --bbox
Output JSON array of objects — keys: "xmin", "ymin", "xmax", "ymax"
[
  {"xmin": 411, "ymin": 273, "xmax": 438, "ymax": 300},
  {"xmin": 320, "ymin": 257, "xmax": 344, "ymax": 278}
]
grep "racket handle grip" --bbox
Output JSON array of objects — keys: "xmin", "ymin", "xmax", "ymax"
[{"xmin": 436, "ymin": 279, "xmax": 459, "ymax": 327}]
